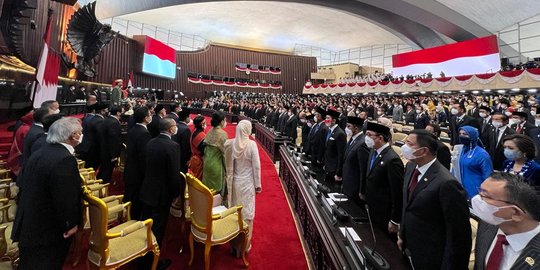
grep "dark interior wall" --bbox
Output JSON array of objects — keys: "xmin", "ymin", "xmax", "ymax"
[{"xmin": 4, "ymin": 1, "xmax": 317, "ymax": 99}]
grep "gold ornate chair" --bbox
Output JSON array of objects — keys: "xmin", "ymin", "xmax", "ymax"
[
  {"xmin": 185, "ymin": 173, "xmax": 249, "ymax": 270},
  {"xmin": 0, "ymin": 198, "xmax": 18, "ymax": 269},
  {"xmin": 83, "ymin": 188, "xmax": 159, "ymax": 270}
]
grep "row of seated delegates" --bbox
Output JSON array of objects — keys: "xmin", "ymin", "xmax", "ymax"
[
  {"xmin": 337, "ymin": 71, "xmax": 436, "ymax": 84},
  {"xmin": 501, "ymin": 60, "xmax": 540, "ymax": 71},
  {"xmin": 187, "ymin": 94, "xmax": 540, "ymax": 269}
]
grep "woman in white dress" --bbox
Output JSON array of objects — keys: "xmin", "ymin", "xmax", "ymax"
[{"xmin": 224, "ymin": 120, "xmax": 262, "ymax": 254}]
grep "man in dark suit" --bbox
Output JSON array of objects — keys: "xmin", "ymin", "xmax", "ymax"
[
  {"xmin": 301, "ymin": 114, "xmax": 313, "ymax": 154},
  {"xmin": 449, "ymin": 102, "xmax": 481, "ymax": 145},
  {"xmin": 75, "ymin": 104, "xmax": 96, "ymax": 161},
  {"xmin": 148, "ymin": 104, "xmax": 166, "ymax": 138},
  {"xmin": 83, "ymin": 103, "xmax": 108, "ymax": 169},
  {"xmin": 398, "ymin": 129, "xmax": 471, "ymax": 270},
  {"xmin": 284, "ymin": 107, "xmax": 299, "ymax": 141},
  {"xmin": 478, "ymin": 105, "xmax": 493, "ymax": 146},
  {"xmin": 174, "ymin": 109, "xmax": 192, "ymax": 173},
  {"xmin": 167, "ymin": 103, "xmax": 181, "ymax": 123},
  {"xmin": 20, "ymin": 107, "xmax": 49, "ymax": 168},
  {"xmin": 76, "ymin": 86, "xmax": 87, "ymax": 100},
  {"xmin": 65, "ymin": 85, "xmax": 77, "ymax": 102},
  {"xmin": 486, "ymin": 113, "xmax": 516, "ymax": 170},
  {"xmin": 139, "ymin": 117, "xmax": 181, "ymax": 269},
  {"xmin": 97, "ymin": 106, "xmax": 123, "ymax": 183},
  {"xmin": 364, "ymin": 122, "xmax": 404, "ymax": 236},
  {"xmin": 510, "ymin": 111, "xmax": 537, "ymax": 137},
  {"xmin": 277, "ymin": 105, "xmax": 289, "ymax": 133},
  {"xmin": 342, "ymin": 116, "xmax": 369, "ymax": 203},
  {"xmin": 413, "ymin": 106, "xmax": 430, "ymax": 129},
  {"xmin": 124, "ymin": 107, "xmax": 152, "ymax": 220},
  {"xmin": 323, "ymin": 109, "xmax": 347, "ymax": 185},
  {"xmin": 467, "ymin": 101, "xmax": 481, "ymax": 119},
  {"xmin": 12, "ymin": 117, "xmax": 82, "ymax": 269},
  {"xmin": 425, "ymin": 123, "xmax": 452, "ymax": 170},
  {"xmin": 404, "ymin": 104, "xmax": 416, "ymax": 124},
  {"xmin": 309, "ymin": 108, "xmax": 328, "ymax": 165},
  {"xmin": 473, "ymin": 172, "xmax": 540, "ymax": 270}
]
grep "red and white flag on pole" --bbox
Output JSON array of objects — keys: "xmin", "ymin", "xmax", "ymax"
[
  {"xmin": 127, "ymin": 70, "xmax": 133, "ymax": 88},
  {"xmin": 33, "ymin": 12, "xmax": 61, "ymax": 108}
]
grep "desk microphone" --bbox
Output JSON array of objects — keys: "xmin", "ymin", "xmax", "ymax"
[
  {"xmin": 360, "ymin": 204, "xmax": 390, "ymax": 270},
  {"xmin": 405, "ymin": 249, "xmax": 416, "ymax": 270},
  {"xmin": 332, "ymin": 186, "xmax": 350, "ymax": 222}
]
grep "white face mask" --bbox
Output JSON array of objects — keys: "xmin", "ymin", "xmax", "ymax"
[
  {"xmin": 76, "ymin": 134, "xmax": 83, "ymax": 144},
  {"xmin": 470, "ymin": 195, "xmax": 513, "ymax": 225},
  {"xmin": 450, "ymin": 108, "xmax": 459, "ymax": 115},
  {"xmin": 300, "ymin": 118, "xmax": 306, "ymax": 123},
  {"xmin": 492, "ymin": 121, "xmax": 503, "ymax": 128},
  {"xmin": 171, "ymin": 126, "xmax": 178, "ymax": 135},
  {"xmin": 531, "ymin": 110, "xmax": 537, "ymax": 116},
  {"xmin": 364, "ymin": 136, "xmax": 375, "ymax": 148},
  {"xmin": 54, "ymin": 109, "xmax": 60, "ymax": 114},
  {"xmin": 345, "ymin": 127, "xmax": 353, "ymax": 137},
  {"xmin": 401, "ymin": 144, "xmax": 422, "ymax": 160},
  {"xmin": 479, "ymin": 112, "xmax": 487, "ymax": 118},
  {"xmin": 509, "ymin": 119, "xmax": 521, "ymax": 126}
]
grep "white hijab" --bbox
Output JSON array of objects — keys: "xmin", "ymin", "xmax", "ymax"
[{"xmin": 232, "ymin": 120, "xmax": 252, "ymax": 159}]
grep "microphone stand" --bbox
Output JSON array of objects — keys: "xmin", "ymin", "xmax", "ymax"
[
  {"xmin": 405, "ymin": 249, "xmax": 416, "ymax": 270},
  {"xmin": 332, "ymin": 185, "xmax": 350, "ymax": 222},
  {"xmin": 360, "ymin": 204, "xmax": 390, "ymax": 270}
]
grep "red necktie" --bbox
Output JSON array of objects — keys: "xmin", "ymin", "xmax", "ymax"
[
  {"xmin": 408, "ymin": 169, "xmax": 421, "ymax": 194},
  {"xmin": 516, "ymin": 125, "xmax": 522, "ymax": 134},
  {"xmin": 486, "ymin": 234, "xmax": 508, "ymax": 270}
]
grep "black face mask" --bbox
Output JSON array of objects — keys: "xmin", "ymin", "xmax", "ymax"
[{"xmin": 459, "ymin": 135, "xmax": 471, "ymax": 145}]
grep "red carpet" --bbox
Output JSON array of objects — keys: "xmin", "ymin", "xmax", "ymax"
[{"xmin": 64, "ymin": 117, "xmax": 308, "ymax": 270}]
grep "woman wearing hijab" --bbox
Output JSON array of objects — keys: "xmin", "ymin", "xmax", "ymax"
[
  {"xmin": 456, "ymin": 125, "xmax": 493, "ymax": 198},
  {"xmin": 202, "ymin": 112, "xmax": 228, "ymax": 193},
  {"xmin": 189, "ymin": 115, "xmax": 207, "ymax": 180},
  {"xmin": 224, "ymin": 120, "xmax": 261, "ymax": 254}
]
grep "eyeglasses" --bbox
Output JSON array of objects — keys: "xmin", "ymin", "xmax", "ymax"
[{"xmin": 477, "ymin": 188, "xmax": 525, "ymax": 212}]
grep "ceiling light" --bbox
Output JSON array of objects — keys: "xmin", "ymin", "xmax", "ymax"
[
  {"xmin": 472, "ymin": 91, "xmax": 479, "ymax": 94},
  {"xmin": 483, "ymin": 89, "xmax": 491, "ymax": 92},
  {"xmin": 420, "ymin": 91, "xmax": 426, "ymax": 94},
  {"xmin": 528, "ymin": 89, "xmax": 537, "ymax": 93},
  {"xmin": 459, "ymin": 90, "xmax": 466, "ymax": 93},
  {"xmin": 497, "ymin": 90, "xmax": 506, "ymax": 94},
  {"xmin": 511, "ymin": 88, "xmax": 520, "ymax": 91}
]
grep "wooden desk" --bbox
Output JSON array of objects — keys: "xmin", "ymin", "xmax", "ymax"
[
  {"xmin": 254, "ymin": 122, "xmax": 290, "ymax": 163},
  {"xmin": 279, "ymin": 146, "xmax": 408, "ymax": 270}
]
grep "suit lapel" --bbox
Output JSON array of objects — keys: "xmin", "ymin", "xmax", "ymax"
[
  {"xmin": 368, "ymin": 147, "xmax": 388, "ymax": 176},
  {"xmin": 345, "ymin": 136, "xmax": 359, "ymax": 157},
  {"xmin": 476, "ymin": 222, "xmax": 499, "ymax": 270},
  {"xmin": 408, "ymin": 161, "xmax": 439, "ymax": 203},
  {"xmin": 511, "ymin": 232, "xmax": 540, "ymax": 269}
]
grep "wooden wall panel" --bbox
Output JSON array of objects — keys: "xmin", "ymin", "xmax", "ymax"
[{"xmin": 14, "ymin": 2, "xmax": 317, "ymax": 99}]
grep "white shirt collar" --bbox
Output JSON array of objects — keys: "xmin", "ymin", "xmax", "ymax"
[
  {"xmin": 501, "ymin": 224, "xmax": 540, "ymax": 253},
  {"xmin": 416, "ymin": 158, "xmax": 437, "ymax": 179},
  {"xmin": 351, "ymin": 131, "xmax": 362, "ymax": 141},
  {"xmin": 376, "ymin": 142, "xmax": 390, "ymax": 154},
  {"xmin": 136, "ymin": 123, "xmax": 147, "ymax": 129},
  {"xmin": 60, "ymin": 143, "xmax": 75, "ymax": 155},
  {"xmin": 329, "ymin": 124, "xmax": 338, "ymax": 133},
  {"xmin": 160, "ymin": 132, "xmax": 171, "ymax": 139},
  {"xmin": 34, "ymin": 123, "xmax": 44, "ymax": 128}
]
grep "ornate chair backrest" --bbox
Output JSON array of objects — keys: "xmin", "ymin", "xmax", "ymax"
[
  {"xmin": 83, "ymin": 188, "xmax": 109, "ymax": 260},
  {"xmin": 184, "ymin": 173, "xmax": 213, "ymax": 238}
]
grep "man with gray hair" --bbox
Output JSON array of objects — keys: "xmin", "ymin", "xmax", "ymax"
[
  {"xmin": 12, "ymin": 117, "xmax": 83, "ymax": 269},
  {"xmin": 473, "ymin": 172, "xmax": 540, "ymax": 270}
]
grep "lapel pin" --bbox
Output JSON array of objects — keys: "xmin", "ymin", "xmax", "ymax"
[
  {"xmin": 423, "ymin": 178, "xmax": 428, "ymax": 181},
  {"xmin": 380, "ymin": 161, "xmax": 384, "ymax": 165},
  {"xmin": 525, "ymin": 257, "xmax": 534, "ymax": 266}
]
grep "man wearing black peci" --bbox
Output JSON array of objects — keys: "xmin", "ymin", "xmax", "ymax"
[
  {"xmin": 323, "ymin": 108, "xmax": 347, "ymax": 186},
  {"xmin": 174, "ymin": 109, "xmax": 192, "ymax": 174},
  {"xmin": 341, "ymin": 116, "xmax": 369, "ymax": 203}
]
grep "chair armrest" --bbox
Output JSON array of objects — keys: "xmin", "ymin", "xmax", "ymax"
[
  {"xmin": 212, "ymin": 205, "xmax": 242, "ymax": 220},
  {"xmin": 102, "ymin": 195, "xmax": 124, "ymax": 204},
  {"xmin": 0, "ymin": 198, "xmax": 8, "ymax": 205},
  {"xmin": 0, "ymin": 179, "xmax": 11, "ymax": 185},
  {"xmin": 86, "ymin": 179, "xmax": 103, "ymax": 185},
  {"xmin": 107, "ymin": 219, "xmax": 152, "ymax": 239},
  {"xmin": 0, "ymin": 203, "xmax": 12, "ymax": 222}
]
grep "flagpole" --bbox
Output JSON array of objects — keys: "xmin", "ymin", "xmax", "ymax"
[{"xmin": 31, "ymin": 7, "xmax": 54, "ymax": 108}]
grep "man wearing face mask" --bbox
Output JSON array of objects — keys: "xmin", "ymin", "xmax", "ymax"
[
  {"xmin": 309, "ymin": 108, "xmax": 328, "ymax": 165},
  {"xmin": 472, "ymin": 172, "xmax": 540, "ymax": 270},
  {"xmin": 124, "ymin": 107, "xmax": 152, "ymax": 220},
  {"xmin": 342, "ymin": 117, "xmax": 369, "ymax": 203},
  {"xmin": 510, "ymin": 111, "xmax": 537, "ymax": 137},
  {"xmin": 323, "ymin": 109, "xmax": 347, "ymax": 185},
  {"xmin": 97, "ymin": 105, "xmax": 123, "ymax": 183},
  {"xmin": 413, "ymin": 105, "xmax": 430, "ymax": 129},
  {"xmin": 83, "ymin": 103, "xmax": 109, "ymax": 169},
  {"xmin": 449, "ymin": 102, "xmax": 480, "ymax": 146},
  {"xmin": 486, "ymin": 113, "xmax": 516, "ymax": 170},
  {"xmin": 478, "ymin": 105, "xmax": 493, "ymax": 146},
  {"xmin": 392, "ymin": 102, "xmax": 403, "ymax": 122},
  {"xmin": 174, "ymin": 109, "xmax": 192, "ymax": 174},
  {"xmin": 12, "ymin": 117, "xmax": 83, "ymax": 269},
  {"xmin": 139, "ymin": 117, "xmax": 182, "ymax": 270},
  {"xmin": 284, "ymin": 107, "xmax": 299, "ymax": 141},
  {"xmin": 300, "ymin": 113, "xmax": 311, "ymax": 153},
  {"xmin": 364, "ymin": 122, "xmax": 404, "ymax": 237},
  {"xmin": 398, "ymin": 129, "xmax": 471, "ymax": 270}
]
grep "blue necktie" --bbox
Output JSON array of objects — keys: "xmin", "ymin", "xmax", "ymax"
[
  {"xmin": 370, "ymin": 153, "xmax": 377, "ymax": 169},
  {"xmin": 326, "ymin": 130, "xmax": 332, "ymax": 141}
]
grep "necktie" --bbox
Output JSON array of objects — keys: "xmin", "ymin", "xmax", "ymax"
[
  {"xmin": 516, "ymin": 125, "xmax": 522, "ymax": 134},
  {"xmin": 326, "ymin": 130, "xmax": 332, "ymax": 141},
  {"xmin": 370, "ymin": 153, "xmax": 377, "ymax": 170},
  {"xmin": 486, "ymin": 234, "xmax": 508, "ymax": 270},
  {"xmin": 408, "ymin": 169, "xmax": 421, "ymax": 194},
  {"xmin": 495, "ymin": 128, "xmax": 500, "ymax": 145},
  {"xmin": 346, "ymin": 138, "xmax": 355, "ymax": 151}
]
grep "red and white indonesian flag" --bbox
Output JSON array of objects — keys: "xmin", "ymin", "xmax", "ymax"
[
  {"xmin": 33, "ymin": 13, "xmax": 60, "ymax": 108},
  {"xmin": 392, "ymin": 35, "xmax": 500, "ymax": 77}
]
